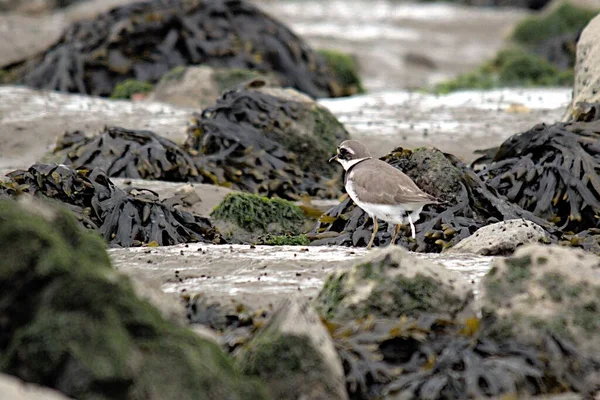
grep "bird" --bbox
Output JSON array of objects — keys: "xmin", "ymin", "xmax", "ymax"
[{"xmin": 329, "ymin": 140, "xmax": 438, "ymax": 249}]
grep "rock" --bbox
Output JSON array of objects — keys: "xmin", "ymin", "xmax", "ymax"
[
  {"xmin": 239, "ymin": 298, "xmax": 348, "ymax": 400},
  {"xmin": 0, "ymin": 374, "xmax": 70, "ymax": 400},
  {"xmin": 0, "ymin": 198, "xmax": 267, "ymax": 400},
  {"xmin": 184, "ymin": 87, "xmax": 349, "ymax": 199},
  {"xmin": 110, "ymin": 79, "xmax": 154, "ymax": 100},
  {"xmin": 317, "ymin": 49, "xmax": 364, "ymax": 96},
  {"xmin": 565, "ymin": 13, "xmax": 600, "ymax": 121},
  {"xmin": 211, "ymin": 192, "xmax": 308, "ymax": 244},
  {"xmin": 4, "ymin": 0, "xmax": 352, "ymax": 98},
  {"xmin": 149, "ymin": 65, "xmax": 282, "ymax": 109},
  {"xmin": 447, "ymin": 219, "xmax": 547, "ymax": 255},
  {"xmin": 315, "ymin": 246, "xmax": 473, "ymax": 321},
  {"xmin": 481, "ymin": 244, "xmax": 600, "ymax": 383}
]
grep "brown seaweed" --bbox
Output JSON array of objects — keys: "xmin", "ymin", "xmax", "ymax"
[
  {"xmin": 479, "ymin": 121, "xmax": 600, "ymax": 233},
  {"xmin": 1, "ymin": 164, "xmax": 220, "ymax": 247},
  {"xmin": 331, "ymin": 315, "xmax": 599, "ymax": 399},
  {"xmin": 56, "ymin": 127, "xmax": 199, "ymax": 181},
  {"xmin": 310, "ymin": 148, "xmax": 553, "ymax": 252},
  {"xmin": 185, "ymin": 88, "xmax": 346, "ymax": 199},
  {"xmin": 6, "ymin": 0, "xmax": 347, "ymax": 98}
]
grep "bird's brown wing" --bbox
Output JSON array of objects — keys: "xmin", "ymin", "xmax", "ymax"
[{"xmin": 350, "ymin": 160, "xmax": 437, "ymax": 205}]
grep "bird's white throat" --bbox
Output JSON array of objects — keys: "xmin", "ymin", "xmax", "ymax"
[{"xmin": 337, "ymin": 157, "xmax": 370, "ymax": 171}]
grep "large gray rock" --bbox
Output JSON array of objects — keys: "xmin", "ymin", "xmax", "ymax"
[
  {"xmin": 447, "ymin": 219, "xmax": 547, "ymax": 255},
  {"xmin": 148, "ymin": 66, "xmax": 281, "ymax": 109},
  {"xmin": 239, "ymin": 298, "xmax": 348, "ymax": 400},
  {"xmin": 564, "ymin": 13, "xmax": 600, "ymax": 120},
  {"xmin": 315, "ymin": 246, "xmax": 474, "ymax": 321},
  {"xmin": 481, "ymin": 244, "xmax": 600, "ymax": 355},
  {"xmin": 0, "ymin": 374, "xmax": 70, "ymax": 400}
]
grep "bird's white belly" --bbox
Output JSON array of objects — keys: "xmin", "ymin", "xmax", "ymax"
[{"xmin": 346, "ymin": 180, "xmax": 423, "ymax": 225}]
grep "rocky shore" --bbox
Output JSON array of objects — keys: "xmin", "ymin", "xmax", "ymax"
[{"xmin": 1, "ymin": 0, "xmax": 600, "ymax": 399}]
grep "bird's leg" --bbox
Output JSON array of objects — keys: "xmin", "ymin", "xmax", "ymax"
[
  {"xmin": 367, "ymin": 216, "xmax": 378, "ymax": 249},
  {"xmin": 407, "ymin": 214, "xmax": 416, "ymax": 239},
  {"xmin": 390, "ymin": 224, "xmax": 400, "ymax": 246}
]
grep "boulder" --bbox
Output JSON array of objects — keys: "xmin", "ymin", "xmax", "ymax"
[
  {"xmin": 0, "ymin": 374, "xmax": 70, "ymax": 400},
  {"xmin": 447, "ymin": 219, "xmax": 547, "ymax": 255},
  {"xmin": 239, "ymin": 298, "xmax": 348, "ymax": 400},
  {"xmin": 0, "ymin": 198, "xmax": 267, "ymax": 400},
  {"xmin": 148, "ymin": 65, "xmax": 282, "ymax": 109},
  {"xmin": 481, "ymin": 244, "xmax": 600, "ymax": 356},
  {"xmin": 565, "ymin": 13, "xmax": 600, "ymax": 120},
  {"xmin": 211, "ymin": 192, "xmax": 309, "ymax": 244},
  {"xmin": 315, "ymin": 246, "xmax": 474, "ymax": 321}
]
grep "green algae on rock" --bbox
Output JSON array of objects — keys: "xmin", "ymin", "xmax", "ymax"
[
  {"xmin": 211, "ymin": 192, "xmax": 307, "ymax": 244},
  {"xmin": 317, "ymin": 49, "xmax": 364, "ymax": 96},
  {"xmin": 315, "ymin": 246, "xmax": 474, "ymax": 321},
  {"xmin": 110, "ymin": 79, "xmax": 154, "ymax": 99},
  {"xmin": 310, "ymin": 147, "xmax": 551, "ymax": 252},
  {"xmin": 54, "ymin": 127, "xmax": 199, "ymax": 181},
  {"xmin": 258, "ymin": 234, "xmax": 310, "ymax": 246},
  {"xmin": 4, "ymin": 0, "xmax": 352, "ymax": 98},
  {"xmin": 1, "ymin": 164, "xmax": 220, "ymax": 247},
  {"xmin": 0, "ymin": 199, "xmax": 267, "ymax": 400},
  {"xmin": 184, "ymin": 88, "xmax": 348, "ymax": 199},
  {"xmin": 239, "ymin": 299, "xmax": 347, "ymax": 400},
  {"xmin": 434, "ymin": 47, "xmax": 573, "ymax": 94}
]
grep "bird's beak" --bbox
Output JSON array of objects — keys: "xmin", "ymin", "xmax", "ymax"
[{"xmin": 328, "ymin": 154, "xmax": 338, "ymax": 163}]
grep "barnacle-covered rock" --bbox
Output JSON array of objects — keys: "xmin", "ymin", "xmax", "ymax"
[
  {"xmin": 447, "ymin": 219, "xmax": 547, "ymax": 255},
  {"xmin": 1, "ymin": 163, "xmax": 220, "ymax": 247},
  {"xmin": 55, "ymin": 127, "xmax": 199, "ymax": 181},
  {"xmin": 478, "ymin": 121, "xmax": 600, "ymax": 233},
  {"xmin": 211, "ymin": 192, "xmax": 307, "ymax": 244},
  {"xmin": 5, "ymin": 0, "xmax": 355, "ymax": 98},
  {"xmin": 310, "ymin": 147, "xmax": 550, "ymax": 252},
  {"xmin": 0, "ymin": 199, "xmax": 267, "ymax": 400},
  {"xmin": 481, "ymin": 245, "xmax": 600, "ymax": 358},
  {"xmin": 184, "ymin": 87, "xmax": 348, "ymax": 199},
  {"xmin": 239, "ymin": 298, "xmax": 348, "ymax": 400},
  {"xmin": 315, "ymin": 246, "xmax": 474, "ymax": 321}
]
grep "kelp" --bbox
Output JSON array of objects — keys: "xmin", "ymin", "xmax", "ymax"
[
  {"xmin": 330, "ymin": 314, "xmax": 599, "ymax": 399},
  {"xmin": 1, "ymin": 164, "xmax": 220, "ymax": 247},
  {"xmin": 56, "ymin": 127, "xmax": 199, "ymax": 181},
  {"xmin": 5, "ymin": 0, "xmax": 349, "ymax": 98},
  {"xmin": 184, "ymin": 88, "xmax": 346, "ymax": 199},
  {"xmin": 309, "ymin": 147, "xmax": 552, "ymax": 252},
  {"xmin": 478, "ymin": 121, "xmax": 600, "ymax": 233}
]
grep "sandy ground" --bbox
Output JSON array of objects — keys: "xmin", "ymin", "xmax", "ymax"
[{"xmin": 111, "ymin": 243, "xmax": 493, "ymax": 309}]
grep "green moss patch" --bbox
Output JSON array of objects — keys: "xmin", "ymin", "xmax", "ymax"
[
  {"xmin": 317, "ymin": 49, "xmax": 365, "ymax": 95},
  {"xmin": 434, "ymin": 48, "xmax": 573, "ymax": 94},
  {"xmin": 110, "ymin": 79, "xmax": 154, "ymax": 99},
  {"xmin": 512, "ymin": 2, "xmax": 598, "ymax": 46},
  {"xmin": 211, "ymin": 192, "xmax": 305, "ymax": 233},
  {"xmin": 213, "ymin": 68, "xmax": 265, "ymax": 93},
  {"xmin": 259, "ymin": 234, "xmax": 310, "ymax": 246},
  {"xmin": 0, "ymin": 199, "xmax": 267, "ymax": 400}
]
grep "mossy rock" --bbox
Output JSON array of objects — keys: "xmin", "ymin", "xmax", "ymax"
[
  {"xmin": 315, "ymin": 246, "xmax": 473, "ymax": 321},
  {"xmin": 110, "ymin": 79, "xmax": 153, "ymax": 99},
  {"xmin": 0, "ymin": 198, "xmax": 267, "ymax": 400},
  {"xmin": 211, "ymin": 192, "xmax": 307, "ymax": 244},
  {"xmin": 434, "ymin": 47, "xmax": 573, "ymax": 94},
  {"xmin": 317, "ymin": 49, "xmax": 364, "ymax": 96},
  {"xmin": 512, "ymin": 2, "xmax": 598, "ymax": 46},
  {"xmin": 258, "ymin": 234, "xmax": 310, "ymax": 246},
  {"xmin": 481, "ymin": 244, "xmax": 600, "ymax": 355},
  {"xmin": 239, "ymin": 299, "xmax": 347, "ymax": 400}
]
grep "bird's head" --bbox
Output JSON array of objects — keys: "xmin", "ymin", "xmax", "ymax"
[{"xmin": 329, "ymin": 140, "xmax": 372, "ymax": 170}]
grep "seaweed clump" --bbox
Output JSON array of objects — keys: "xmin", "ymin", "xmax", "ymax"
[
  {"xmin": 5, "ymin": 0, "xmax": 352, "ymax": 98},
  {"xmin": 0, "ymin": 163, "xmax": 220, "ymax": 247},
  {"xmin": 310, "ymin": 147, "xmax": 551, "ymax": 252},
  {"xmin": 110, "ymin": 79, "xmax": 154, "ymax": 99},
  {"xmin": 0, "ymin": 199, "xmax": 267, "ymax": 400},
  {"xmin": 184, "ymin": 88, "xmax": 348, "ymax": 199},
  {"xmin": 478, "ymin": 121, "xmax": 600, "ymax": 234},
  {"xmin": 55, "ymin": 127, "xmax": 199, "ymax": 181}
]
